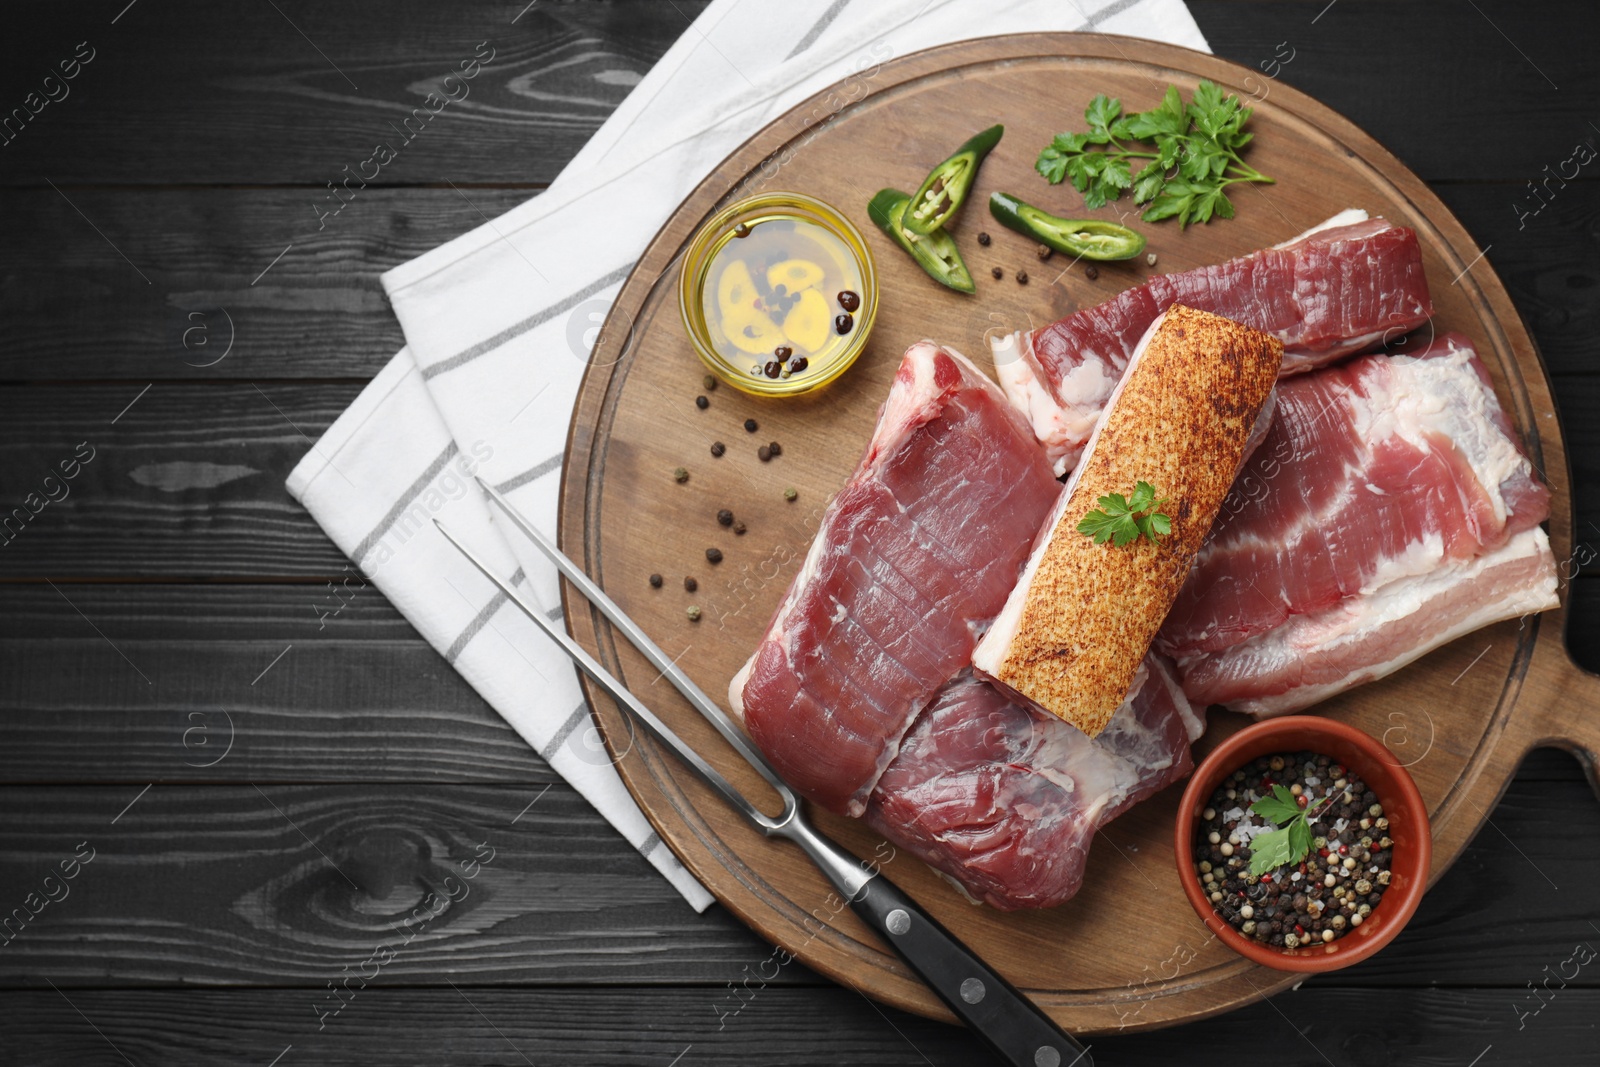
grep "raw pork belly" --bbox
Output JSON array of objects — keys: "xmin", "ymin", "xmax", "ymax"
[
  {"xmin": 1158, "ymin": 333, "xmax": 1559, "ymax": 715},
  {"xmin": 730, "ymin": 342, "xmax": 1061, "ymax": 817},
  {"xmin": 865, "ymin": 658, "xmax": 1202, "ymax": 911},
  {"xmin": 993, "ymin": 210, "xmax": 1433, "ymax": 472}
]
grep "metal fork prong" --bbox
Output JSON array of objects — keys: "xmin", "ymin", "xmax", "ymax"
[
  {"xmin": 474, "ymin": 476, "xmax": 795, "ymax": 805},
  {"xmin": 432, "ymin": 518, "xmax": 783, "ymax": 830}
]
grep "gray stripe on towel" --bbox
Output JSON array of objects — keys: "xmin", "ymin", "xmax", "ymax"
[
  {"xmin": 444, "ymin": 567, "xmax": 525, "ymax": 664},
  {"xmin": 353, "ymin": 442, "xmax": 459, "ymax": 562},
  {"xmin": 541, "ymin": 701, "xmax": 593, "ymax": 762},
  {"xmin": 493, "ymin": 452, "xmax": 564, "ymax": 495},
  {"xmin": 421, "ymin": 265, "xmax": 633, "ymax": 380},
  {"xmin": 785, "ymin": 0, "xmax": 853, "ymax": 59}
]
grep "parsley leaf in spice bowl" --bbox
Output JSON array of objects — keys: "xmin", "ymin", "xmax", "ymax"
[{"xmin": 1173, "ymin": 715, "xmax": 1432, "ymax": 973}]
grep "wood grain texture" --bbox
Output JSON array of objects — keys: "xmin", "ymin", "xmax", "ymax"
[
  {"xmin": 0, "ymin": 583, "xmax": 553, "ymax": 784},
  {"xmin": 0, "ymin": 183, "xmax": 1591, "ymax": 384},
  {"xmin": 0, "ymin": 0, "xmax": 713, "ymax": 185},
  {"xmin": 560, "ymin": 32, "xmax": 1600, "ymax": 1032},
  {"xmin": 0, "ymin": 771, "xmax": 1593, "ymax": 990},
  {"xmin": 0, "ymin": 188, "xmax": 534, "ymax": 381},
  {"xmin": 1, "ymin": 579, "xmax": 1595, "ymax": 785},
  {"xmin": 0, "ymin": 383, "xmax": 356, "ymax": 577},
  {"xmin": 4, "ymin": 984, "xmax": 1600, "ymax": 1066},
  {"xmin": 0, "ymin": 784, "xmax": 778, "ymax": 986},
  {"xmin": 2, "ymin": 375, "xmax": 1599, "ymax": 580},
  {"xmin": 1, "ymin": 1, "xmax": 1593, "ymax": 184}
]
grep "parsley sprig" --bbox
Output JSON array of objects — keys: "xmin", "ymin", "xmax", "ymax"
[
  {"xmin": 1035, "ymin": 80, "xmax": 1273, "ymax": 227},
  {"xmin": 1247, "ymin": 785, "xmax": 1338, "ymax": 877},
  {"xmin": 1076, "ymin": 481, "xmax": 1171, "ymax": 547}
]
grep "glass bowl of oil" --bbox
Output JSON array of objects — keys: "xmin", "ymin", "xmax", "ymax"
[{"xmin": 678, "ymin": 191, "xmax": 877, "ymax": 397}]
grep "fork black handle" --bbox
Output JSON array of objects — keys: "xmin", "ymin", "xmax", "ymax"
[{"xmin": 850, "ymin": 872, "xmax": 1092, "ymax": 1067}]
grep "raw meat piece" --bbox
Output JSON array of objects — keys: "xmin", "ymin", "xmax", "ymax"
[
  {"xmin": 1158, "ymin": 333, "xmax": 1559, "ymax": 714},
  {"xmin": 974, "ymin": 306, "xmax": 1282, "ymax": 736},
  {"xmin": 865, "ymin": 657, "xmax": 1203, "ymax": 911},
  {"xmin": 730, "ymin": 342, "xmax": 1061, "ymax": 816},
  {"xmin": 993, "ymin": 210, "xmax": 1433, "ymax": 473}
]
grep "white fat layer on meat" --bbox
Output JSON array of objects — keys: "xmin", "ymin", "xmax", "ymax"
[
  {"xmin": 990, "ymin": 330, "xmax": 1106, "ymax": 476},
  {"xmin": 1206, "ymin": 526, "xmax": 1559, "ymax": 716},
  {"xmin": 1350, "ymin": 338, "xmax": 1529, "ymax": 527},
  {"xmin": 1207, "ymin": 338, "xmax": 1538, "ymax": 602},
  {"xmin": 1154, "ymin": 656, "xmax": 1207, "ymax": 742},
  {"xmin": 1020, "ymin": 659, "xmax": 1198, "ymax": 829},
  {"xmin": 973, "ymin": 311, "xmax": 1170, "ymax": 683},
  {"xmin": 1273, "ymin": 208, "xmax": 1371, "ymax": 248}
]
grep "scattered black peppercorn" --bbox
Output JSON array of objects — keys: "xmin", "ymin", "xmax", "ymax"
[
  {"xmin": 706, "ymin": 547, "xmax": 723, "ymax": 564},
  {"xmin": 763, "ymin": 361, "xmax": 781, "ymax": 379},
  {"xmin": 733, "ymin": 519, "xmax": 747, "ymax": 535},
  {"xmin": 672, "ymin": 466, "xmax": 689, "ymax": 483},
  {"xmin": 695, "ymin": 395, "xmax": 709, "ymax": 409},
  {"xmin": 767, "ymin": 440, "xmax": 782, "ymax": 457},
  {"xmin": 733, "ymin": 222, "xmax": 751, "ymax": 238},
  {"xmin": 703, "ymin": 374, "xmax": 717, "ymax": 391},
  {"xmin": 710, "ymin": 441, "xmax": 726, "ymax": 457},
  {"xmin": 834, "ymin": 313, "xmax": 853, "ymax": 335},
  {"xmin": 716, "ymin": 509, "xmax": 733, "ymax": 527},
  {"xmin": 837, "ymin": 290, "xmax": 860, "ymax": 312},
  {"xmin": 1085, "ymin": 265, "xmax": 1100, "ymax": 281},
  {"xmin": 1037, "ymin": 244, "xmax": 1053, "ymax": 261},
  {"xmin": 758, "ymin": 445, "xmax": 772, "ymax": 462},
  {"xmin": 744, "ymin": 418, "xmax": 759, "ymax": 433},
  {"xmin": 648, "ymin": 573, "xmax": 663, "ymax": 588},
  {"xmin": 790, "ymin": 356, "xmax": 809, "ymax": 373},
  {"xmin": 991, "ymin": 266, "xmax": 1003, "ymax": 280},
  {"xmin": 684, "ymin": 576, "xmax": 698, "ymax": 592},
  {"xmin": 774, "ymin": 345, "xmax": 793, "ymax": 362},
  {"xmin": 1016, "ymin": 270, "xmax": 1029, "ymax": 285},
  {"xmin": 977, "ymin": 232, "xmax": 991, "ymax": 246}
]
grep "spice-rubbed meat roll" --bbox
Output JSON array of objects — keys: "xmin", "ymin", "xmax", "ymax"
[{"xmin": 973, "ymin": 305, "xmax": 1284, "ymax": 737}]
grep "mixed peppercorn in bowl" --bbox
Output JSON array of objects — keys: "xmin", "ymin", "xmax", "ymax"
[{"xmin": 1174, "ymin": 716, "xmax": 1433, "ymax": 972}]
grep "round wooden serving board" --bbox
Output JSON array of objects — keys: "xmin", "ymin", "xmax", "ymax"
[{"xmin": 560, "ymin": 34, "xmax": 1600, "ymax": 1033}]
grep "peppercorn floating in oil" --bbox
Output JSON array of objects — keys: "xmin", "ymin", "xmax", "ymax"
[
  {"xmin": 703, "ymin": 213, "xmax": 863, "ymax": 383},
  {"xmin": 1194, "ymin": 750, "xmax": 1394, "ymax": 950}
]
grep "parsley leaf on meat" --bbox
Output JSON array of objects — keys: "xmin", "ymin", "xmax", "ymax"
[{"xmin": 1076, "ymin": 481, "xmax": 1172, "ymax": 547}]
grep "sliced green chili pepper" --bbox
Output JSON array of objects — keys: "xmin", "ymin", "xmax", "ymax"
[
  {"xmin": 989, "ymin": 191, "xmax": 1147, "ymax": 261},
  {"xmin": 867, "ymin": 188, "xmax": 975, "ymax": 294},
  {"xmin": 902, "ymin": 123, "xmax": 1004, "ymax": 236}
]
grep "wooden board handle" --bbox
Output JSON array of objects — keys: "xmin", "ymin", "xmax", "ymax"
[{"xmin": 1529, "ymin": 617, "xmax": 1600, "ymax": 800}]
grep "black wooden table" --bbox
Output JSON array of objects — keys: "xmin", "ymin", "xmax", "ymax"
[{"xmin": 1, "ymin": 2, "xmax": 1596, "ymax": 1064}]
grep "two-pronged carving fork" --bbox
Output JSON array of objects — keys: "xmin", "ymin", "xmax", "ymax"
[{"xmin": 434, "ymin": 477, "xmax": 1090, "ymax": 1067}]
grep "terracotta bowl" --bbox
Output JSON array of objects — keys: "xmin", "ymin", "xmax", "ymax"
[{"xmin": 1173, "ymin": 715, "xmax": 1432, "ymax": 973}]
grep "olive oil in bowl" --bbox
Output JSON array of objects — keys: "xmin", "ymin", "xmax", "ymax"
[{"xmin": 680, "ymin": 193, "xmax": 877, "ymax": 397}]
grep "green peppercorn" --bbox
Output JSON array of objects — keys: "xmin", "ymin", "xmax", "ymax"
[
  {"xmin": 783, "ymin": 487, "xmax": 797, "ymax": 502},
  {"xmin": 673, "ymin": 467, "xmax": 688, "ymax": 483},
  {"xmin": 686, "ymin": 605, "xmax": 702, "ymax": 622}
]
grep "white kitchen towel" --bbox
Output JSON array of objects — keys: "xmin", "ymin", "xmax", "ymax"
[{"xmin": 287, "ymin": 0, "xmax": 1210, "ymax": 912}]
